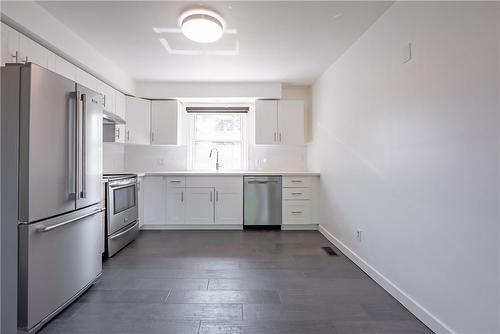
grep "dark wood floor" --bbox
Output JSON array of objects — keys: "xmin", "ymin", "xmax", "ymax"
[{"xmin": 40, "ymin": 230, "xmax": 433, "ymax": 334}]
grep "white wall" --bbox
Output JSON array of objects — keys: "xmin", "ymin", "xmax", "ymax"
[
  {"xmin": 309, "ymin": 2, "xmax": 500, "ymax": 334},
  {"xmin": 103, "ymin": 143, "xmax": 125, "ymax": 173},
  {"xmin": 125, "ymin": 144, "xmax": 188, "ymax": 172}
]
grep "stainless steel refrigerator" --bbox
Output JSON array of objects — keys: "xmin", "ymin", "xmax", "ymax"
[{"xmin": 1, "ymin": 63, "xmax": 104, "ymax": 333}]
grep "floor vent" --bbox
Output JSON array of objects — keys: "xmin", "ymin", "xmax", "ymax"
[{"xmin": 322, "ymin": 246, "xmax": 338, "ymax": 256}]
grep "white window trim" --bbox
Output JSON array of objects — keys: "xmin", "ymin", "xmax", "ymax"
[{"xmin": 186, "ymin": 103, "xmax": 249, "ymax": 171}]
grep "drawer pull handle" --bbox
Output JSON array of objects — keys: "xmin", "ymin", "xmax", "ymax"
[
  {"xmin": 291, "ymin": 180, "xmax": 302, "ymax": 183},
  {"xmin": 109, "ymin": 221, "xmax": 139, "ymax": 240},
  {"xmin": 37, "ymin": 208, "xmax": 105, "ymax": 233},
  {"xmin": 291, "ymin": 211, "xmax": 303, "ymax": 214},
  {"xmin": 170, "ymin": 180, "xmax": 182, "ymax": 183},
  {"xmin": 291, "ymin": 192, "xmax": 302, "ymax": 195}
]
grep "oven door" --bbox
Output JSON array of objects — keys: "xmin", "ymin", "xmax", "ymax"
[{"xmin": 107, "ymin": 178, "xmax": 138, "ymax": 235}]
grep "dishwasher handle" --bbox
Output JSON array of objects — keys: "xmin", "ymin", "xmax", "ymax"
[{"xmin": 247, "ymin": 180, "xmax": 279, "ymax": 184}]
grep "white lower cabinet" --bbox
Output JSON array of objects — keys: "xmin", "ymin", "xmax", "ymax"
[
  {"xmin": 143, "ymin": 176, "xmax": 243, "ymax": 227},
  {"xmin": 142, "ymin": 177, "xmax": 165, "ymax": 225},
  {"xmin": 283, "ymin": 200, "xmax": 311, "ymax": 225},
  {"xmin": 142, "ymin": 175, "xmax": 317, "ymax": 228},
  {"xmin": 185, "ymin": 188, "xmax": 214, "ymax": 224},
  {"xmin": 166, "ymin": 187, "xmax": 185, "ymax": 224},
  {"xmin": 215, "ymin": 187, "xmax": 243, "ymax": 225},
  {"xmin": 282, "ymin": 176, "xmax": 318, "ymax": 226}
]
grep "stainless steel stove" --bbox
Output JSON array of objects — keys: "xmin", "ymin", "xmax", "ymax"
[{"xmin": 103, "ymin": 173, "xmax": 139, "ymax": 257}]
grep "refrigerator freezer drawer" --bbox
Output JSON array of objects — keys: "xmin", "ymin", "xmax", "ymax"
[{"xmin": 18, "ymin": 206, "xmax": 104, "ymax": 331}]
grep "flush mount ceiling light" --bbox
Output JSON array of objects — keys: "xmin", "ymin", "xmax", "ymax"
[{"xmin": 179, "ymin": 9, "xmax": 225, "ymax": 43}]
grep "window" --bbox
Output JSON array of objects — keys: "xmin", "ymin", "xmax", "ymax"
[{"xmin": 188, "ymin": 113, "xmax": 247, "ymax": 170}]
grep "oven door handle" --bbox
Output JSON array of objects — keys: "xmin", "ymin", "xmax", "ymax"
[
  {"xmin": 109, "ymin": 182, "xmax": 138, "ymax": 190},
  {"xmin": 109, "ymin": 179, "xmax": 138, "ymax": 188},
  {"xmin": 109, "ymin": 221, "xmax": 139, "ymax": 240}
]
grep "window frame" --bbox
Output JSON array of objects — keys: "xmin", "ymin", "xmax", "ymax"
[{"xmin": 186, "ymin": 106, "xmax": 248, "ymax": 171}]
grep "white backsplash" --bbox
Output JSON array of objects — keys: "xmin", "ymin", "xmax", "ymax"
[
  {"xmin": 248, "ymin": 145, "xmax": 307, "ymax": 171},
  {"xmin": 125, "ymin": 144, "xmax": 188, "ymax": 172},
  {"xmin": 103, "ymin": 143, "xmax": 125, "ymax": 173},
  {"xmin": 119, "ymin": 144, "xmax": 307, "ymax": 172}
]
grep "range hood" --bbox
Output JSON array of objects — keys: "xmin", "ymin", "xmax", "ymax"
[{"xmin": 103, "ymin": 110, "xmax": 126, "ymax": 124}]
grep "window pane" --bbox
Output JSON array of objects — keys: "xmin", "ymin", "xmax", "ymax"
[
  {"xmin": 194, "ymin": 114, "xmax": 241, "ymax": 141},
  {"xmin": 193, "ymin": 141, "xmax": 242, "ymax": 170}
]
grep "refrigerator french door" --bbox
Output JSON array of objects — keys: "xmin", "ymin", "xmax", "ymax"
[{"xmin": 2, "ymin": 63, "xmax": 104, "ymax": 332}]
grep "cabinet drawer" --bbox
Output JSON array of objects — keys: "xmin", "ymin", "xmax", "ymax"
[
  {"xmin": 282, "ymin": 188, "xmax": 311, "ymax": 200},
  {"xmin": 166, "ymin": 176, "xmax": 185, "ymax": 188},
  {"xmin": 282, "ymin": 200, "xmax": 311, "ymax": 225},
  {"xmin": 283, "ymin": 176, "xmax": 311, "ymax": 188}
]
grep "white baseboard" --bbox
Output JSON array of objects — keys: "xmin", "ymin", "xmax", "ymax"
[
  {"xmin": 141, "ymin": 224, "xmax": 243, "ymax": 230},
  {"xmin": 318, "ymin": 225, "xmax": 455, "ymax": 334},
  {"xmin": 281, "ymin": 224, "xmax": 318, "ymax": 231}
]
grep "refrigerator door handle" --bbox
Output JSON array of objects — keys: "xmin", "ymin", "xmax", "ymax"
[
  {"xmin": 68, "ymin": 91, "xmax": 77, "ymax": 200},
  {"xmin": 81, "ymin": 93, "xmax": 87, "ymax": 199},
  {"xmin": 37, "ymin": 207, "xmax": 104, "ymax": 233},
  {"xmin": 75, "ymin": 90, "xmax": 82, "ymax": 200}
]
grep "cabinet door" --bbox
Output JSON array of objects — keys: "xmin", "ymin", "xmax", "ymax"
[
  {"xmin": 115, "ymin": 91, "xmax": 126, "ymax": 119},
  {"xmin": 151, "ymin": 100, "xmax": 180, "ymax": 145},
  {"xmin": 185, "ymin": 188, "xmax": 214, "ymax": 224},
  {"xmin": 142, "ymin": 177, "xmax": 165, "ymax": 225},
  {"xmin": 1, "ymin": 23, "xmax": 19, "ymax": 66},
  {"xmin": 125, "ymin": 96, "xmax": 151, "ymax": 145},
  {"xmin": 282, "ymin": 200, "xmax": 311, "ymax": 225},
  {"xmin": 76, "ymin": 69, "xmax": 99, "ymax": 92},
  {"xmin": 215, "ymin": 187, "xmax": 243, "ymax": 225},
  {"xmin": 100, "ymin": 84, "xmax": 116, "ymax": 114},
  {"xmin": 166, "ymin": 188, "xmax": 185, "ymax": 224},
  {"xmin": 19, "ymin": 34, "xmax": 49, "ymax": 68},
  {"xmin": 54, "ymin": 55, "xmax": 78, "ymax": 81},
  {"xmin": 277, "ymin": 100, "xmax": 304, "ymax": 145},
  {"xmin": 255, "ymin": 100, "xmax": 278, "ymax": 145}
]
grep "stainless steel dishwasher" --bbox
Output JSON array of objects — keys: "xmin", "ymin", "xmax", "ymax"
[{"xmin": 244, "ymin": 176, "xmax": 282, "ymax": 228}]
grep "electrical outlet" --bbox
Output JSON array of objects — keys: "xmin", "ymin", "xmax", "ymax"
[{"xmin": 356, "ymin": 229, "xmax": 363, "ymax": 242}]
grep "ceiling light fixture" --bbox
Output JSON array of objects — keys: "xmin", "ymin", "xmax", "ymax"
[{"xmin": 179, "ymin": 9, "xmax": 225, "ymax": 43}]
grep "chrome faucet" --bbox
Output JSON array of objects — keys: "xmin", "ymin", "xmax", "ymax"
[{"xmin": 209, "ymin": 148, "xmax": 222, "ymax": 171}]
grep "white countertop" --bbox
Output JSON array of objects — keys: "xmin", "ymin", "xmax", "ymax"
[{"xmin": 129, "ymin": 171, "xmax": 320, "ymax": 177}]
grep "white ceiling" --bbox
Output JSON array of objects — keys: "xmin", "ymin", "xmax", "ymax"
[{"xmin": 38, "ymin": 1, "xmax": 392, "ymax": 84}]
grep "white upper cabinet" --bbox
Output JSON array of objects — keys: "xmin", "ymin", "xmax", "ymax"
[
  {"xmin": 255, "ymin": 100, "xmax": 304, "ymax": 145},
  {"xmin": 1, "ymin": 23, "xmax": 19, "ymax": 66},
  {"xmin": 151, "ymin": 100, "xmax": 182, "ymax": 145},
  {"xmin": 113, "ymin": 92, "xmax": 127, "ymax": 143},
  {"xmin": 185, "ymin": 188, "xmax": 214, "ymax": 224},
  {"xmin": 99, "ymin": 83, "xmax": 116, "ymax": 114},
  {"xmin": 125, "ymin": 96, "xmax": 151, "ymax": 145},
  {"xmin": 76, "ymin": 68, "xmax": 99, "ymax": 92},
  {"xmin": 115, "ymin": 91, "xmax": 126, "ymax": 119},
  {"xmin": 54, "ymin": 55, "xmax": 78, "ymax": 81},
  {"xmin": 255, "ymin": 100, "xmax": 279, "ymax": 145},
  {"xmin": 18, "ymin": 34, "xmax": 51, "ymax": 68},
  {"xmin": 277, "ymin": 100, "xmax": 305, "ymax": 145}
]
